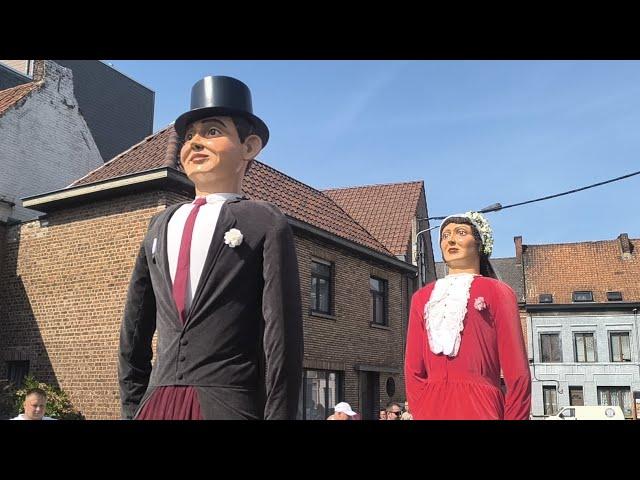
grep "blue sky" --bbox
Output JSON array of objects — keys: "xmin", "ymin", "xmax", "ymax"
[{"xmin": 106, "ymin": 60, "xmax": 640, "ymax": 260}]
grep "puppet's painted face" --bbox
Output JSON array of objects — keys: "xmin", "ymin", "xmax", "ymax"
[
  {"xmin": 179, "ymin": 116, "xmax": 252, "ymax": 186},
  {"xmin": 440, "ymin": 222, "xmax": 480, "ymax": 269}
]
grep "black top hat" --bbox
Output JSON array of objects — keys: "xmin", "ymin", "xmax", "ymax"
[{"xmin": 174, "ymin": 75, "xmax": 269, "ymax": 147}]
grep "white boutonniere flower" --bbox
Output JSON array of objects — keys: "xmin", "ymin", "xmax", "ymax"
[
  {"xmin": 224, "ymin": 228, "xmax": 243, "ymax": 248},
  {"xmin": 474, "ymin": 296, "xmax": 487, "ymax": 311}
]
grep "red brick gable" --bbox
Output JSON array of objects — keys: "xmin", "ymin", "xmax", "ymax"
[{"xmin": 324, "ymin": 181, "xmax": 424, "ymax": 256}]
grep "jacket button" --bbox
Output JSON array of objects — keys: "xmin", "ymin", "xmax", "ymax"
[
  {"xmin": 178, "ymin": 374, "xmax": 184, "ymax": 380},
  {"xmin": 181, "ymin": 339, "xmax": 188, "ymax": 346},
  {"xmin": 180, "ymin": 356, "xmax": 186, "ymax": 362}
]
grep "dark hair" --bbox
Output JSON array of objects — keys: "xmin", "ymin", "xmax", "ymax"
[
  {"xmin": 25, "ymin": 388, "xmax": 47, "ymax": 399},
  {"xmin": 230, "ymin": 115, "xmax": 259, "ymax": 175},
  {"xmin": 439, "ymin": 216, "xmax": 498, "ymax": 279}
]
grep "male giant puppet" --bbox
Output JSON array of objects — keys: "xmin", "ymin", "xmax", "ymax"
[{"xmin": 118, "ymin": 76, "xmax": 303, "ymax": 420}]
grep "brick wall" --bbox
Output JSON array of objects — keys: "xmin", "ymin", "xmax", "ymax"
[
  {"xmin": 296, "ymin": 231, "xmax": 409, "ymax": 414},
  {"xmin": 0, "ymin": 191, "xmax": 174, "ymax": 418}
]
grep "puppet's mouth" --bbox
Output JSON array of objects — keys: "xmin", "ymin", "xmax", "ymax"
[{"xmin": 190, "ymin": 154, "xmax": 208, "ymax": 163}]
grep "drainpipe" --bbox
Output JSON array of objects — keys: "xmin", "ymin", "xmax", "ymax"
[
  {"xmin": 634, "ymin": 308, "xmax": 639, "ymax": 419},
  {"xmin": 529, "ymin": 312, "xmax": 563, "ymax": 417}
]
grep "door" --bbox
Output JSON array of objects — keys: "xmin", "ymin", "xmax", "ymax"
[
  {"xmin": 569, "ymin": 386, "xmax": 584, "ymax": 406},
  {"xmin": 359, "ymin": 371, "xmax": 380, "ymax": 420}
]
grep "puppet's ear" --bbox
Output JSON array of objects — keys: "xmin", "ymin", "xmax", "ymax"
[{"xmin": 242, "ymin": 134, "xmax": 263, "ymax": 160}]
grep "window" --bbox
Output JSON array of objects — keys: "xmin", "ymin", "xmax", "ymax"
[
  {"xmin": 574, "ymin": 333, "xmax": 596, "ymax": 362},
  {"xmin": 598, "ymin": 386, "xmax": 633, "ymax": 418},
  {"xmin": 540, "ymin": 333, "xmax": 562, "ymax": 362},
  {"xmin": 572, "ymin": 291, "xmax": 593, "ymax": 302},
  {"xmin": 310, "ymin": 260, "xmax": 332, "ymax": 315},
  {"xmin": 370, "ymin": 277, "xmax": 388, "ymax": 326},
  {"xmin": 607, "ymin": 291, "xmax": 623, "ymax": 302},
  {"xmin": 569, "ymin": 386, "xmax": 584, "ymax": 406},
  {"xmin": 609, "ymin": 332, "xmax": 631, "ymax": 362},
  {"xmin": 539, "ymin": 293, "xmax": 553, "ymax": 303},
  {"xmin": 543, "ymin": 386, "xmax": 558, "ymax": 415},
  {"xmin": 6, "ymin": 361, "xmax": 29, "ymax": 387},
  {"xmin": 302, "ymin": 369, "xmax": 343, "ymax": 420}
]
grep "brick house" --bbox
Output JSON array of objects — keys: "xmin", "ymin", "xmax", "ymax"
[
  {"xmin": 324, "ymin": 181, "xmax": 436, "ymax": 273},
  {"xmin": 520, "ymin": 234, "xmax": 640, "ymax": 418},
  {"xmin": 0, "ymin": 126, "xmax": 420, "ymax": 420}
]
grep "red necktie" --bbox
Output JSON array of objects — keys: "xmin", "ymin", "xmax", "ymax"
[{"xmin": 173, "ymin": 197, "xmax": 207, "ymax": 325}]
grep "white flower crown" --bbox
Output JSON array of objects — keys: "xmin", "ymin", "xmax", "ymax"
[
  {"xmin": 441, "ymin": 211, "xmax": 494, "ymax": 257},
  {"xmin": 464, "ymin": 211, "xmax": 493, "ymax": 257}
]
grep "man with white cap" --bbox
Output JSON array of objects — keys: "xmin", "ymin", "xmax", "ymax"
[{"xmin": 327, "ymin": 401, "xmax": 357, "ymax": 420}]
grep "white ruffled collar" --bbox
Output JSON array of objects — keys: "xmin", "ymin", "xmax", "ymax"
[{"xmin": 424, "ymin": 273, "xmax": 479, "ymax": 357}]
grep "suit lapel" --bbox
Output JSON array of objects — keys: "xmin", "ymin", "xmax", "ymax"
[{"xmin": 185, "ymin": 198, "xmax": 242, "ymax": 327}]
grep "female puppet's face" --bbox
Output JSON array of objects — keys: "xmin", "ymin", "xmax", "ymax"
[{"xmin": 440, "ymin": 222, "xmax": 480, "ymax": 269}]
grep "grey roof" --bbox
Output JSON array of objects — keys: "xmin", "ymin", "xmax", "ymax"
[{"xmin": 435, "ymin": 257, "xmax": 524, "ymax": 303}]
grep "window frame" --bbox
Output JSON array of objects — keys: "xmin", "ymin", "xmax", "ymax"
[
  {"xmin": 370, "ymin": 276, "xmax": 389, "ymax": 326},
  {"xmin": 606, "ymin": 291, "xmax": 623, "ymax": 302},
  {"xmin": 6, "ymin": 360, "xmax": 30, "ymax": 388},
  {"xmin": 310, "ymin": 258, "xmax": 333, "ymax": 316},
  {"xmin": 572, "ymin": 291, "xmax": 594, "ymax": 302},
  {"xmin": 609, "ymin": 331, "xmax": 631, "ymax": 362},
  {"xmin": 540, "ymin": 332, "xmax": 563, "ymax": 363},
  {"xmin": 301, "ymin": 368, "xmax": 344, "ymax": 420},
  {"xmin": 543, "ymin": 385, "xmax": 558, "ymax": 415},
  {"xmin": 573, "ymin": 332, "xmax": 597, "ymax": 362},
  {"xmin": 539, "ymin": 293, "xmax": 553, "ymax": 303}
]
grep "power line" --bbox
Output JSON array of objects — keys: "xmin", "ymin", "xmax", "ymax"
[
  {"xmin": 499, "ymin": 169, "xmax": 640, "ymax": 211},
  {"xmin": 423, "ymin": 169, "xmax": 640, "ymax": 221}
]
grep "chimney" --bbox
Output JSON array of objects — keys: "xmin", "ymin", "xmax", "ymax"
[
  {"xmin": 31, "ymin": 60, "xmax": 46, "ymax": 82},
  {"xmin": 618, "ymin": 233, "xmax": 632, "ymax": 260},
  {"xmin": 162, "ymin": 127, "xmax": 182, "ymax": 170},
  {"xmin": 514, "ymin": 236, "xmax": 523, "ymax": 263}
]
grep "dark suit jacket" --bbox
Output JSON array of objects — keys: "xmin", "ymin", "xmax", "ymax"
[{"xmin": 118, "ymin": 197, "xmax": 303, "ymax": 420}]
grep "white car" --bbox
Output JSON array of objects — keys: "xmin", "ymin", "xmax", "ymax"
[{"xmin": 545, "ymin": 405, "xmax": 625, "ymax": 420}]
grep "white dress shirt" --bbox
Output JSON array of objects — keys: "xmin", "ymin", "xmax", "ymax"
[
  {"xmin": 167, "ymin": 193, "xmax": 242, "ymax": 313},
  {"xmin": 11, "ymin": 414, "xmax": 56, "ymax": 420}
]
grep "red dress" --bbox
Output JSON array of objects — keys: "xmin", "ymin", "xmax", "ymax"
[{"xmin": 405, "ymin": 275, "xmax": 531, "ymax": 420}]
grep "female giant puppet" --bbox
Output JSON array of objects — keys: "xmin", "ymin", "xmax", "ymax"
[{"xmin": 405, "ymin": 212, "xmax": 531, "ymax": 420}]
